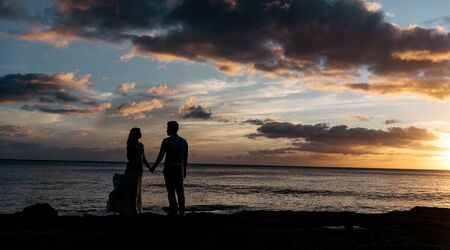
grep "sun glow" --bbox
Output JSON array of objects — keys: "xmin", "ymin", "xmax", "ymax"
[
  {"xmin": 440, "ymin": 152, "xmax": 450, "ymax": 164},
  {"xmin": 435, "ymin": 134, "xmax": 450, "ymax": 169}
]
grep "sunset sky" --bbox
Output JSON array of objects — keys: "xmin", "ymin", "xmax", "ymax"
[{"xmin": 1, "ymin": 0, "xmax": 450, "ymax": 169}]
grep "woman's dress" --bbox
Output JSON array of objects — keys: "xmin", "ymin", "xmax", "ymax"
[
  {"xmin": 124, "ymin": 142, "xmax": 145, "ymax": 213},
  {"xmin": 107, "ymin": 142, "xmax": 145, "ymax": 214}
]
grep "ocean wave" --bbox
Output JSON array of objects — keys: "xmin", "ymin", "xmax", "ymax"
[
  {"xmin": 186, "ymin": 204, "xmax": 248, "ymax": 212},
  {"xmin": 171, "ymin": 183, "xmax": 449, "ymax": 202}
]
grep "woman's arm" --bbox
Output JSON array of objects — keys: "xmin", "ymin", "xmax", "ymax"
[{"xmin": 139, "ymin": 143, "xmax": 151, "ymax": 169}]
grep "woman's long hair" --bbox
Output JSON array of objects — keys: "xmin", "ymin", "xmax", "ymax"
[{"xmin": 127, "ymin": 127, "xmax": 141, "ymax": 144}]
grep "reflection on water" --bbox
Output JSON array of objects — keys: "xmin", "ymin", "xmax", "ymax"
[{"xmin": 0, "ymin": 159, "xmax": 449, "ymax": 215}]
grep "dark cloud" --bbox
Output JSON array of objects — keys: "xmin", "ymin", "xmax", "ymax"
[
  {"xmin": 0, "ymin": 73, "xmax": 82, "ymax": 104},
  {"xmin": 246, "ymin": 133, "xmax": 263, "ymax": 139},
  {"xmin": 242, "ymin": 118, "xmax": 276, "ymax": 126},
  {"xmin": 255, "ymin": 122, "xmax": 437, "ymax": 144},
  {"xmin": 246, "ymin": 121, "xmax": 440, "ymax": 155},
  {"xmin": 0, "ymin": 125, "xmax": 30, "ymax": 137},
  {"xmin": 179, "ymin": 105, "xmax": 211, "ymax": 119},
  {"xmin": 385, "ymin": 119, "xmax": 401, "ymax": 125},
  {"xmin": 243, "ymin": 119, "xmax": 265, "ymax": 126},
  {"xmin": 52, "ymin": 0, "xmax": 166, "ymax": 34},
  {"xmin": 178, "ymin": 96, "xmax": 211, "ymax": 119},
  {"xmin": 0, "ymin": 0, "xmax": 27, "ymax": 20},
  {"xmin": 21, "ymin": 103, "xmax": 111, "ymax": 116},
  {"xmin": 0, "ymin": 72, "xmax": 111, "ymax": 115},
  {"xmin": 12, "ymin": 0, "xmax": 450, "ymax": 99},
  {"xmin": 0, "ymin": 138, "xmax": 124, "ymax": 161},
  {"xmin": 228, "ymin": 150, "xmax": 342, "ymax": 166},
  {"xmin": 423, "ymin": 15, "xmax": 450, "ymax": 26},
  {"xmin": 248, "ymin": 145, "xmax": 374, "ymax": 156},
  {"xmin": 38, "ymin": 2, "xmax": 450, "ymax": 69},
  {"xmin": 252, "ymin": 122, "xmax": 329, "ymax": 139},
  {"xmin": 248, "ymin": 148, "xmax": 295, "ymax": 156},
  {"xmin": 0, "ymin": 124, "xmax": 55, "ymax": 138}
]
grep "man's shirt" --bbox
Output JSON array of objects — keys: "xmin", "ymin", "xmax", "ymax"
[{"xmin": 161, "ymin": 134, "xmax": 188, "ymax": 167}]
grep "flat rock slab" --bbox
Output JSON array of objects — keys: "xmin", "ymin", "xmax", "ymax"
[{"xmin": 0, "ymin": 206, "xmax": 449, "ymax": 249}]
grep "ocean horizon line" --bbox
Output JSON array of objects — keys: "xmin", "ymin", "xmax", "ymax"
[{"xmin": 1, "ymin": 158, "xmax": 448, "ymax": 172}]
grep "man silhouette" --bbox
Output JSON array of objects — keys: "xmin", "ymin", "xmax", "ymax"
[{"xmin": 151, "ymin": 121, "xmax": 188, "ymax": 216}]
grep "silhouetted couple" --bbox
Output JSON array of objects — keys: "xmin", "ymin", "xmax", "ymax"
[{"xmin": 125, "ymin": 121, "xmax": 188, "ymax": 216}]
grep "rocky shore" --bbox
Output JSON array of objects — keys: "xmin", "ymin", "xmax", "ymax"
[{"xmin": 1, "ymin": 204, "xmax": 449, "ymax": 249}]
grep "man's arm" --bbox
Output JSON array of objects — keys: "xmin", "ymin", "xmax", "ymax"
[
  {"xmin": 151, "ymin": 140, "xmax": 165, "ymax": 172},
  {"xmin": 183, "ymin": 141, "xmax": 188, "ymax": 178}
]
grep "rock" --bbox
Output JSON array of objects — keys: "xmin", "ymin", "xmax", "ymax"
[
  {"xmin": 410, "ymin": 206, "xmax": 450, "ymax": 217},
  {"xmin": 17, "ymin": 203, "xmax": 58, "ymax": 218}
]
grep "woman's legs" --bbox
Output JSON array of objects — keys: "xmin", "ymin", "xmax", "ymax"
[{"xmin": 136, "ymin": 175, "xmax": 142, "ymax": 213}]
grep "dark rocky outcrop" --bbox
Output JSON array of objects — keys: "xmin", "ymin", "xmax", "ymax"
[
  {"xmin": 15, "ymin": 203, "xmax": 58, "ymax": 218},
  {"xmin": 0, "ymin": 206, "xmax": 449, "ymax": 249}
]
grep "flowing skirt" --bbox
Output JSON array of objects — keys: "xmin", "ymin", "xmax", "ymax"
[{"xmin": 107, "ymin": 173, "xmax": 142, "ymax": 214}]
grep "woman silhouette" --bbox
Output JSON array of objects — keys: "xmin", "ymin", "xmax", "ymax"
[{"xmin": 125, "ymin": 127, "xmax": 151, "ymax": 213}]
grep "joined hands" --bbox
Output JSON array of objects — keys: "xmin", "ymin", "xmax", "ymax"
[{"xmin": 145, "ymin": 163, "xmax": 154, "ymax": 173}]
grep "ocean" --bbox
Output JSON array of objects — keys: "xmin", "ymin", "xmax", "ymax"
[{"xmin": 0, "ymin": 159, "xmax": 449, "ymax": 215}]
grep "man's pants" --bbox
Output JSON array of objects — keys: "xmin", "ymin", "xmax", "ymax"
[{"xmin": 163, "ymin": 167, "xmax": 185, "ymax": 215}]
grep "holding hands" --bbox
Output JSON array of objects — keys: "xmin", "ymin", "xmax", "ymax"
[
  {"xmin": 147, "ymin": 163, "xmax": 156, "ymax": 173},
  {"xmin": 145, "ymin": 162, "xmax": 152, "ymax": 172}
]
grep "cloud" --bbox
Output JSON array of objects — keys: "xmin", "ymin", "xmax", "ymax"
[
  {"xmin": 10, "ymin": 0, "xmax": 450, "ymax": 99},
  {"xmin": 0, "ymin": 124, "xmax": 55, "ymax": 138},
  {"xmin": 242, "ymin": 119, "xmax": 265, "ymax": 126},
  {"xmin": 177, "ymin": 79, "xmax": 239, "ymax": 96},
  {"xmin": 308, "ymin": 78, "xmax": 450, "ymax": 100},
  {"xmin": 0, "ymin": 0, "xmax": 27, "ymax": 21},
  {"xmin": 117, "ymin": 82, "xmax": 136, "ymax": 95},
  {"xmin": 246, "ymin": 121, "xmax": 439, "ymax": 155},
  {"xmin": 0, "ymin": 72, "xmax": 112, "ymax": 116},
  {"xmin": 385, "ymin": 119, "xmax": 401, "ymax": 125},
  {"xmin": 363, "ymin": 1, "xmax": 382, "ymax": 12},
  {"xmin": 178, "ymin": 96, "xmax": 211, "ymax": 119},
  {"xmin": 0, "ymin": 108, "xmax": 63, "ymax": 125},
  {"xmin": 22, "ymin": 102, "xmax": 112, "ymax": 116},
  {"xmin": 391, "ymin": 50, "xmax": 450, "ymax": 63},
  {"xmin": 117, "ymin": 99, "xmax": 163, "ymax": 119},
  {"xmin": 146, "ymin": 84, "xmax": 177, "ymax": 96},
  {"xmin": 19, "ymin": 29, "xmax": 82, "ymax": 48},
  {"xmin": 0, "ymin": 72, "xmax": 89, "ymax": 104},
  {"xmin": 343, "ymin": 114, "xmax": 370, "ymax": 122},
  {"xmin": 242, "ymin": 118, "xmax": 276, "ymax": 125},
  {"xmin": 75, "ymin": 131, "xmax": 89, "ymax": 137},
  {"xmin": 263, "ymin": 1, "xmax": 291, "ymax": 11},
  {"xmin": 423, "ymin": 15, "xmax": 450, "ymax": 26},
  {"xmin": 0, "ymin": 138, "xmax": 123, "ymax": 161}
]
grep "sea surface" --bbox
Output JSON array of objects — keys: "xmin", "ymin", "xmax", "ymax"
[{"xmin": 0, "ymin": 159, "xmax": 449, "ymax": 215}]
